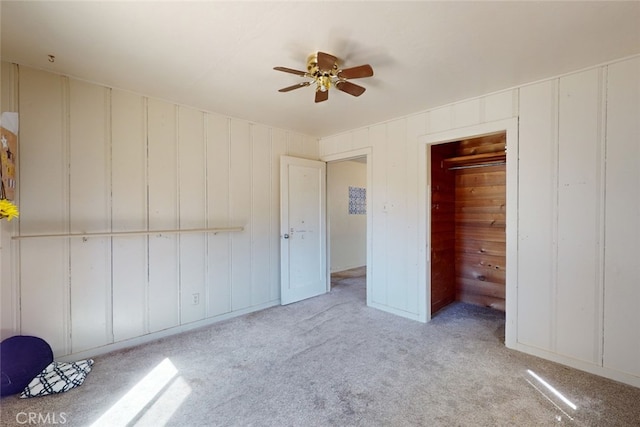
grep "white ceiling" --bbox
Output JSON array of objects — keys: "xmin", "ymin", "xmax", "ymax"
[{"xmin": 2, "ymin": 1, "xmax": 639, "ymax": 138}]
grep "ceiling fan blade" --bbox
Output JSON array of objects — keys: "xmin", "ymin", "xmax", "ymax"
[
  {"xmin": 315, "ymin": 89, "xmax": 329, "ymax": 103},
  {"xmin": 274, "ymin": 66, "xmax": 307, "ymax": 76},
  {"xmin": 336, "ymin": 81, "xmax": 366, "ymax": 97},
  {"xmin": 317, "ymin": 51, "xmax": 337, "ymax": 72},
  {"xmin": 278, "ymin": 82, "xmax": 311, "ymax": 92},
  {"xmin": 338, "ymin": 64, "xmax": 374, "ymax": 79}
]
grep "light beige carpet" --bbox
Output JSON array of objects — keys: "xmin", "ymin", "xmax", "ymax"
[{"xmin": 1, "ymin": 270, "xmax": 639, "ymax": 426}]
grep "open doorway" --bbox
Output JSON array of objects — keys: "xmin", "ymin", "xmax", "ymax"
[
  {"xmin": 327, "ymin": 157, "xmax": 367, "ymax": 297},
  {"xmin": 430, "ymin": 133, "xmax": 506, "ymax": 317}
]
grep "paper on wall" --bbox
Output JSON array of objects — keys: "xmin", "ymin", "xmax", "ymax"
[
  {"xmin": 0, "ymin": 112, "xmax": 19, "ymax": 134},
  {"xmin": 0, "ymin": 112, "xmax": 18, "ymax": 201}
]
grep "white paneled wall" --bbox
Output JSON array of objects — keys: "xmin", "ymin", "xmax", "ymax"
[
  {"xmin": 111, "ymin": 89, "xmax": 148, "ymax": 342},
  {"xmin": 322, "ymin": 90, "xmax": 518, "ymax": 322},
  {"xmin": 2, "ymin": 55, "xmax": 638, "ymax": 387},
  {"xmin": 517, "ymin": 79, "xmax": 558, "ymax": 352},
  {"xmin": 320, "ymin": 57, "xmax": 640, "ymax": 387},
  {"xmin": 555, "ymin": 68, "xmax": 603, "ymax": 364},
  {"xmin": 7, "ymin": 64, "xmax": 318, "ymax": 357},
  {"xmin": 517, "ymin": 57, "xmax": 640, "ymax": 386},
  {"xmin": 68, "ymin": 80, "xmax": 112, "ymax": 354},
  {"xmin": 602, "ymin": 58, "xmax": 640, "ymax": 378}
]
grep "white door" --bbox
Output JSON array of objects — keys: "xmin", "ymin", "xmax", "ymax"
[{"xmin": 280, "ymin": 156, "xmax": 327, "ymax": 305}]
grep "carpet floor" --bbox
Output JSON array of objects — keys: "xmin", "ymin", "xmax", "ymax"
[{"xmin": 1, "ymin": 269, "xmax": 639, "ymax": 426}]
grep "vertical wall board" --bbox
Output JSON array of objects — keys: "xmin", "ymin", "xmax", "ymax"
[
  {"xmin": 319, "ymin": 135, "xmax": 336, "ymax": 157},
  {"xmin": 484, "ymin": 90, "xmax": 517, "ymax": 122},
  {"xmin": 517, "ymin": 81, "xmax": 558, "ymax": 350},
  {"xmin": 19, "ymin": 242, "xmax": 69, "ymax": 355},
  {"xmin": 352, "ymin": 128, "xmax": 370, "ymax": 151},
  {"xmin": 270, "ymin": 129, "xmax": 288, "ymax": 301},
  {"xmin": 251, "ymin": 124, "xmax": 273, "ymax": 305},
  {"xmin": 303, "ymin": 135, "xmax": 320, "ymax": 160},
  {"xmin": 205, "ymin": 113, "xmax": 231, "ymax": 317},
  {"xmin": 429, "ymin": 105, "xmax": 453, "ymax": 134},
  {"xmin": 405, "ymin": 114, "xmax": 426, "ymax": 314},
  {"xmin": 18, "ymin": 68, "xmax": 69, "ymax": 355},
  {"xmin": 453, "ymin": 98, "xmax": 481, "ymax": 129},
  {"xmin": 147, "ymin": 99, "xmax": 179, "ymax": 332},
  {"xmin": 556, "ymin": 68, "xmax": 602, "ymax": 364},
  {"xmin": 178, "ymin": 106, "xmax": 206, "ymax": 324},
  {"xmin": 111, "ymin": 89, "xmax": 148, "ymax": 341},
  {"xmin": 369, "ymin": 123, "xmax": 388, "ymax": 305},
  {"xmin": 385, "ymin": 119, "xmax": 409, "ymax": 312},
  {"xmin": 603, "ymin": 57, "xmax": 640, "ymax": 376},
  {"xmin": 329, "ymin": 133, "xmax": 352, "ymax": 154},
  {"xmin": 68, "ymin": 80, "xmax": 112, "ymax": 352},
  {"xmin": 287, "ymin": 132, "xmax": 303, "ymax": 158},
  {"xmin": 229, "ymin": 119, "xmax": 252, "ymax": 310}
]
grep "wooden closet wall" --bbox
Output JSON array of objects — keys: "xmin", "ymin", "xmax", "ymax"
[{"xmin": 430, "ymin": 133, "xmax": 506, "ymax": 315}]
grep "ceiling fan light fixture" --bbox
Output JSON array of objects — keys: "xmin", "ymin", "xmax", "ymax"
[{"xmin": 274, "ymin": 51, "xmax": 373, "ymax": 103}]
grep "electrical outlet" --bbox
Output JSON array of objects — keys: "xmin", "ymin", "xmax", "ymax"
[{"xmin": 192, "ymin": 293, "xmax": 200, "ymax": 305}]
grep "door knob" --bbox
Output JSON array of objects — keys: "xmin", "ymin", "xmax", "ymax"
[{"xmin": 283, "ymin": 234, "xmax": 289, "ymax": 239}]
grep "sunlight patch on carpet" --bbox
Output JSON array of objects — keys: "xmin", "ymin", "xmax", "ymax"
[{"xmin": 90, "ymin": 358, "xmax": 191, "ymax": 426}]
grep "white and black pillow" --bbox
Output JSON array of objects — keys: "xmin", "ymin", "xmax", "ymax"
[{"xmin": 20, "ymin": 359, "xmax": 94, "ymax": 398}]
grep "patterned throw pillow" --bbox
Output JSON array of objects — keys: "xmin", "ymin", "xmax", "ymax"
[{"xmin": 20, "ymin": 359, "xmax": 94, "ymax": 398}]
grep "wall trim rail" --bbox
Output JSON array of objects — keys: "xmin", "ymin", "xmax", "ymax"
[{"xmin": 11, "ymin": 226, "xmax": 244, "ymax": 240}]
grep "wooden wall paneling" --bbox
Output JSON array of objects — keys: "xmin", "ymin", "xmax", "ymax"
[
  {"xmin": 111, "ymin": 89, "xmax": 148, "ymax": 341},
  {"xmin": 229, "ymin": 119, "xmax": 252, "ymax": 310},
  {"xmin": 556, "ymin": 68, "xmax": 603, "ymax": 364},
  {"xmin": 456, "ymin": 134, "xmax": 506, "ymax": 156},
  {"xmin": 454, "ymin": 163, "xmax": 506, "ymax": 311},
  {"xmin": 369, "ymin": 123, "xmax": 388, "ymax": 305},
  {"xmin": 68, "ymin": 80, "xmax": 112, "ymax": 353},
  {"xmin": 205, "ymin": 113, "xmax": 231, "ymax": 317},
  {"xmin": 178, "ymin": 106, "xmax": 206, "ymax": 324},
  {"xmin": 250, "ymin": 124, "xmax": 272, "ymax": 305},
  {"xmin": 385, "ymin": 119, "xmax": 408, "ymax": 311},
  {"xmin": 517, "ymin": 81, "xmax": 558, "ymax": 350},
  {"xmin": 270, "ymin": 129, "xmax": 288, "ymax": 301},
  {"xmin": 18, "ymin": 68, "xmax": 70, "ymax": 355},
  {"xmin": 603, "ymin": 57, "xmax": 640, "ymax": 376},
  {"xmin": 147, "ymin": 99, "xmax": 180, "ymax": 332},
  {"xmin": 430, "ymin": 142, "xmax": 457, "ymax": 314}
]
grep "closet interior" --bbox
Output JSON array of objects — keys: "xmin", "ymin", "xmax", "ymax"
[{"xmin": 430, "ymin": 133, "xmax": 506, "ymax": 316}]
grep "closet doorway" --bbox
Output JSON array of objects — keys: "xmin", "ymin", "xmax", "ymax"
[{"xmin": 430, "ymin": 133, "xmax": 506, "ymax": 316}]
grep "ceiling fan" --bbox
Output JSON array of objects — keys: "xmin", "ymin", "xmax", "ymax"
[{"xmin": 274, "ymin": 51, "xmax": 374, "ymax": 103}]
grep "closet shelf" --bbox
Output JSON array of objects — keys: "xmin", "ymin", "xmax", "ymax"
[{"xmin": 442, "ymin": 151, "xmax": 506, "ymax": 168}]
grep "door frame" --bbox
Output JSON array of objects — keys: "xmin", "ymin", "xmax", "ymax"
[
  {"xmin": 321, "ymin": 147, "xmax": 372, "ymax": 305},
  {"xmin": 417, "ymin": 118, "xmax": 519, "ymax": 348}
]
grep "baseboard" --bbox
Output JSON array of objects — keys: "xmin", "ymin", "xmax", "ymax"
[
  {"xmin": 367, "ymin": 301, "xmax": 424, "ymax": 323},
  {"xmin": 512, "ymin": 342, "xmax": 640, "ymax": 389},
  {"xmin": 58, "ymin": 300, "xmax": 280, "ymax": 363},
  {"xmin": 330, "ymin": 264, "xmax": 366, "ymax": 273}
]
